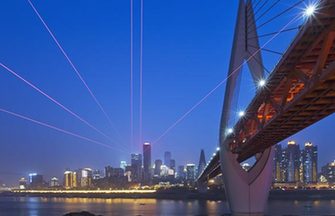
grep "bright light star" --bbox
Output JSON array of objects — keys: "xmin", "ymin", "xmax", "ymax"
[
  {"xmin": 238, "ymin": 111, "xmax": 245, "ymax": 117},
  {"xmin": 258, "ymin": 79, "xmax": 266, "ymax": 88},
  {"xmin": 305, "ymin": 5, "xmax": 316, "ymax": 17},
  {"xmin": 227, "ymin": 128, "xmax": 234, "ymax": 134}
]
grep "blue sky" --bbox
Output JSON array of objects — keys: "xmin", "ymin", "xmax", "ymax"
[{"xmin": 0, "ymin": 0, "xmax": 333, "ymax": 185}]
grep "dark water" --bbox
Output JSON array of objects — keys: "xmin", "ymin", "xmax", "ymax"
[{"xmin": 0, "ymin": 197, "xmax": 334, "ymax": 216}]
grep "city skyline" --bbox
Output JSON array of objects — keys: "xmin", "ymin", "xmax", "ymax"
[{"xmin": 0, "ymin": 0, "xmax": 334, "ymax": 187}]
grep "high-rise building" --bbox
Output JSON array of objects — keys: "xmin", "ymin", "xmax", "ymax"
[
  {"xmin": 197, "ymin": 149, "xmax": 206, "ymax": 177},
  {"xmin": 77, "ymin": 168, "xmax": 93, "ymax": 188},
  {"xmin": 301, "ymin": 142, "xmax": 318, "ymax": 183},
  {"xmin": 154, "ymin": 159, "xmax": 162, "ymax": 176},
  {"xmin": 164, "ymin": 151, "xmax": 171, "ymax": 167},
  {"xmin": 105, "ymin": 166, "xmax": 124, "ymax": 178},
  {"xmin": 273, "ymin": 144, "xmax": 284, "ymax": 182},
  {"xmin": 50, "ymin": 177, "xmax": 59, "ymax": 187},
  {"xmin": 143, "ymin": 142, "xmax": 152, "ymax": 183},
  {"xmin": 186, "ymin": 164, "xmax": 196, "ymax": 182},
  {"xmin": 120, "ymin": 161, "xmax": 127, "ymax": 171},
  {"xmin": 321, "ymin": 160, "xmax": 335, "ymax": 184},
  {"xmin": 177, "ymin": 165, "xmax": 186, "ymax": 180},
  {"xmin": 19, "ymin": 178, "xmax": 27, "ymax": 189},
  {"xmin": 28, "ymin": 173, "xmax": 44, "ymax": 189},
  {"xmin": 131, "ymin": 153, "xmax": 142, "ymax": 182},
  {"xmin": 170, "ymin": 159, "xmax": 176, "ymax": 171},
  {"xmin": 284, "ymin": 141, "xmax": 300, "ymax": 182},
  {"xmin": 92, "ymin": 169, "xmax": 103, "ymax": 180},
  {"xmin": 64, "ymin": 170, "xmax": 78, "ymax": 189}
]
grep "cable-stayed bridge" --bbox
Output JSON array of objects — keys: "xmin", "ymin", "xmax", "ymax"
[{"xmin": 197, "ymin": 0, "xmax": 335, "ymax": 215}]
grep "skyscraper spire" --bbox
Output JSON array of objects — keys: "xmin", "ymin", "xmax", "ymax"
[{"xmin": 197, "ymin": 149, "xmax": 206, "ymax": 177}]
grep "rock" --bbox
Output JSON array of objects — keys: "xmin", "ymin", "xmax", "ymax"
[{"xmin": 63, "ymin": 211, "xmax": 102, "ymax": 216}]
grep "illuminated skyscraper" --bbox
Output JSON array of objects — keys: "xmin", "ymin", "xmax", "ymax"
[
  {"xmin": 28, "ymin": 173, "xmax": 44, "ymax": 189},
  {"xmin": 120, "ymin": 161, "xmax": 127, "ymax": 171},
  {"xmin": 321, "ymin": 161, "xmax": 335, "ymax": 184},
  {"xmin": 131, "ymin": 153, "xmax": 142, "ymax": 183},
  {"xmin": 186, "ymin": 164, "xmax": 196, "ymax": 182},
  {"xmin": 283, "ymin": 141, "xmax": 300, "ymax": 183},
  {"xmin": 154, "ymin": 159, "xmax": 162, "ymax": 176},
  {"xmin": 77, "ymin": 168, "xmax": 93, "ymax": 188},
  {"xmin": 164, "ymin": 151, "xmax": 171, "ymax": 167},
  {"xmin": 143, "ymin": 142, "xmax": 152, "ymax": 183},
  {"xmin": 177, "ymin": 165, "xmax": 186, "ymax": 180},
  {"xmin": 301, "ymin": 142, "xmax": 318, "ymax": 183},
  {"xmin": 50, "ymin": 177, "xmax": 59, "ymax": 187},
  {"xmin": 64, "ymin": 170, "xmax": 74, "ymax": 189},
  {"xmin": 273, "ymin": 144, "xmax": 284, "ymax": 182},
  {"xmin": 197, "ymin": 149, "xmax": 206, "ymax": 177}
]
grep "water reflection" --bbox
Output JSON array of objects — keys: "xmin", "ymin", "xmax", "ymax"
[{"xmin": 0, "ymin": 197, "xmax": 334, "ymax": 216}]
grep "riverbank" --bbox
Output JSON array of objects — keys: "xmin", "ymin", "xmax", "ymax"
[{"xmin": 1, "ymin": 189, "xmax": 335, "ymax": 200}]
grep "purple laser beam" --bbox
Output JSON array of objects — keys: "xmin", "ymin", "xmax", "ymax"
[
  {"xmin": 27, "ymin": 0, "xmax": 122, "ymax": 142},
  {"xmin": 0, "ymin": 108, "xmax": 125, "ymax": 152}
]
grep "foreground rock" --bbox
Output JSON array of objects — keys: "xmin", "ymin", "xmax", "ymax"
[{"xmin": 63, "ymin": 211, "xmax": 102, "ymax": 216}]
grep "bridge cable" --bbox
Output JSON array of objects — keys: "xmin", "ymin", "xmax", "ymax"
[
  {"xmin": 256, "ymin": 0, "xmax": 304, "ymax": 31},
  {"xmin": 255, "ymin": 0, "xmax": 282, "ymax": 23},
  {"xmin": 247, "ymin": 50, "xmax": 272, "ymax": 75},
  {"xmin": 248, "ymin": 26, "xmax": 300, "ymax": 39},
  {"xmin": 248, "ymin": 44, "xmax": 284, "ymax": 56},
  {"xmin": 27, "ymin": 0, "xmax": 124, "ymax": 143}
]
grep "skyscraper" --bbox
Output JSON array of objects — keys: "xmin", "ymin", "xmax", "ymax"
[
  {"xmin": 273, "ymin": 144, "xmax": 283, "ymax": 182},
  {"xmin": 177, "ymin": 165, "xmax": 186, "ymax": 180},
  {"xmin": 321, "ymin": 160, "xmax": 335, "ymax": 184},
  {"xmin": 143, "ymin": 142, "xmax": 152, "ymax": 183},
  {"xmin": 154, "ymin": 159, "xmax": 162, "ymax": 176},
  {"xmin": 77, "ymin": 168, "xmax": 93, "ymax": 188},
  {"xmin": 28, "ymin": 173, "xmax": 44, "ymax": 189},
  {"xmin": 170, "ymin": 159, "xmax": 176, "ymax": 171},
  {"xmin": 186, "ymin": 164, "xmax": 196, "ymax": 182},
  {"xmin": 164, "ymin": 151, "xmax": 171, "ymax": 167},
  {"xmin": 301, "ymin": 142, "xmax": 318, "ymax": 183},
  {"xmin": 284, "ymin": 141, "xmax": 300, "ymax": 182},
  {"xmin": 197, "ymin": 149, "xmax": 206, "ymax": 177},
  {"xmin": 131, "ymin": 153, "xmax": 142, "ymax": 182},
  {"xmin": 120, "ymin": 161, "xmax": 127, "ymax": 171},
  {"xmin": 63, "ymin": 170, "xmax": 78, "ymax": 189}
]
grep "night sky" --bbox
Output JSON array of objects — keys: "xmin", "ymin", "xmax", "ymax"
[{"xmin": 0, "ymin": 0, "xmax": 333, "ymax": 186}]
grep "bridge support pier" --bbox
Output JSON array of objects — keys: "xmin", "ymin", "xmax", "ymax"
[{"xmin": 220, "ymin": 145, "xmax": 274, "ymax": 216}]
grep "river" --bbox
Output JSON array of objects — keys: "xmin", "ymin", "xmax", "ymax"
[{"xmin": 0, "ymin": 197, "xmax": 334, "ymax": 215}]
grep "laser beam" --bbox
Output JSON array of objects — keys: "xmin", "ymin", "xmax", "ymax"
[
  {"xmin": 27, "ymin": 0, "xmax": 122, "ymax": 141},
  {"xmin": 0, "ymin": 108, "xmax": 125, "ymax": 152},
  {"xmin": 130, "ymin": 0, "xmax": 134, "ymax": 151},
  {"xmin": 0, "ymin": 63, "xmax": 118, "ymax": 146},
  {"xmin": 139, "ymin": 0, "xmax": 144, "ymax": 146}
]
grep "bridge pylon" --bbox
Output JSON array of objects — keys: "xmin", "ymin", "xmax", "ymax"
[{"xmin": 219, "ymin": 0, "xmax": 273, "ymax": 215}]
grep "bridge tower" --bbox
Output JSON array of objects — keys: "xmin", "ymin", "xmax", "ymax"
[{"xmin": 219, "ymin": 0, "xmax": 274, "ymax": 215}]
